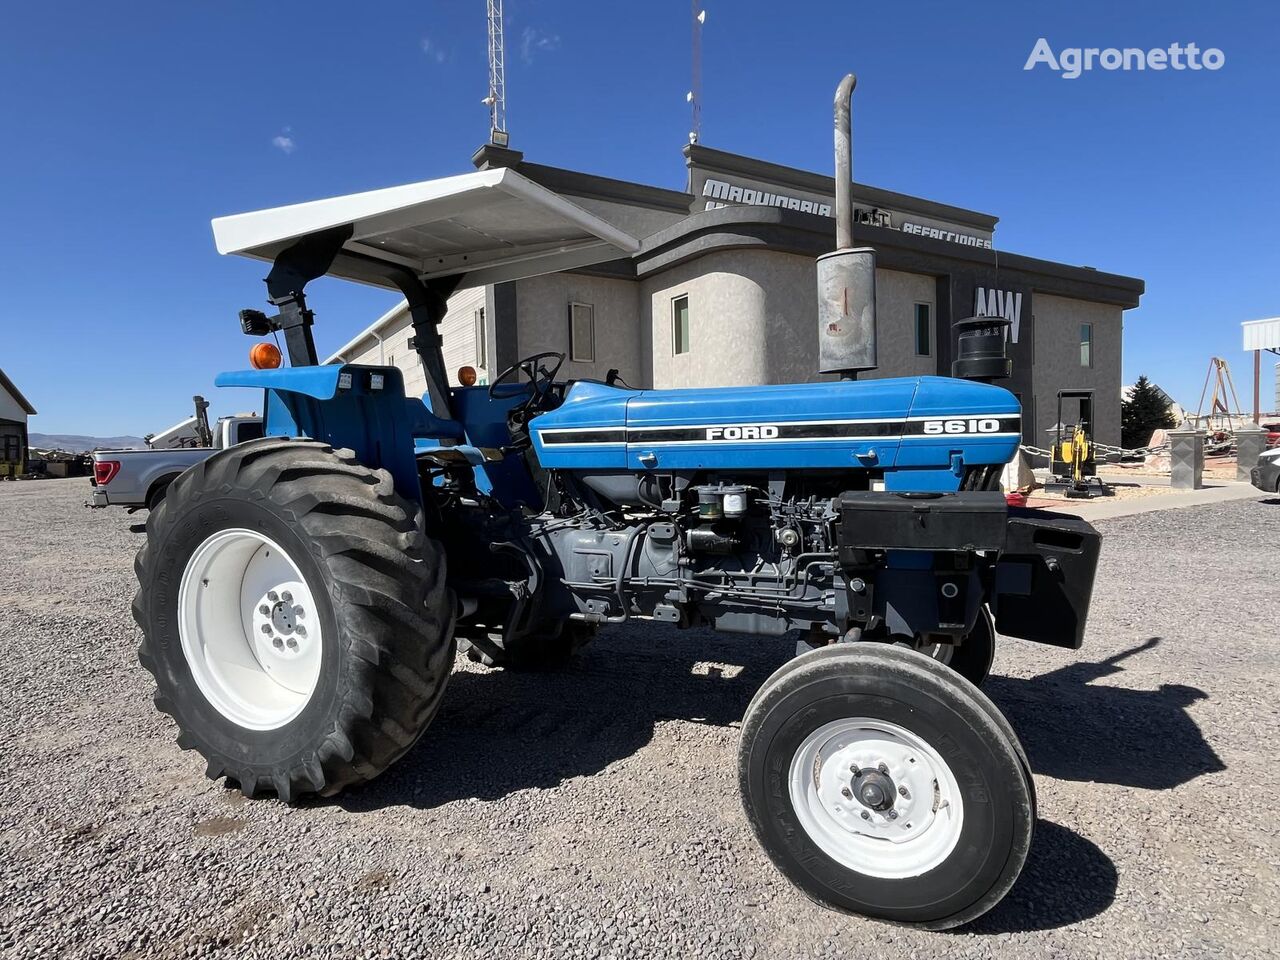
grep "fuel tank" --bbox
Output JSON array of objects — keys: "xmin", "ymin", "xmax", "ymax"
[{"xmin": 530, "ymin": 377, "xmax": 1022, "ymax": 480}]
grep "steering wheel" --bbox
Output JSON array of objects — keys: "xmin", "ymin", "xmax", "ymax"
[{"xmin": 489, "ymin": 351, "xmax": 566, "ymax": 406}]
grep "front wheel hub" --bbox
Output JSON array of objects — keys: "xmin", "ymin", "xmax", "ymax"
[
  {"xmin": 789, "ymin": 718, "xmax": 965, "ymax": 880},
  {"xmin": 854, "ymin": 769, "xmax": 896, "ymax": 811}
]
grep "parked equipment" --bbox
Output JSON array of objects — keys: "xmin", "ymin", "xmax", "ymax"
[
  {"xmin": 132, "ymin": 76, "xmax": 1102, "ymax": 929},
  {"xmin": 88, "ymin": 401, "xmax": 263, "ymax": 511},
  {"xmin": 1047, "ymin": 389, "xmax": 1109, "ymax": 498}
]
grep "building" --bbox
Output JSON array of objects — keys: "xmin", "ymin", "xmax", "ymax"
[
  {"xmin": 0, "ymin": 368, "xmax": 36, "ymax": 479},
  {"xmin": 328, "ymin": 142, "xmax": 1144, "ymax": 445}
]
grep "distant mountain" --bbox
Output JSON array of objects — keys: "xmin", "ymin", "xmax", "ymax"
[{"xmin": 29, "ymin": 433, "xmax": 147, "ymax": 453}]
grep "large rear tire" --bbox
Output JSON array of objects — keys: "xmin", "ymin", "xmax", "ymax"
[
  {"xmin": 739, "ymin": 644, "xmax": 1034, "ymax": 929},
  {"xmin": 921, "ymin": 606, "xmax": 996, "ymax": 687},
  {"xmin": 133, "ymin": 437, "xmax": 455, "ymax": 800}
]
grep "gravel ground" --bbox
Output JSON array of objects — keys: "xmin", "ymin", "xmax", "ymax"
[{"xmin": 1, "ymin": 478, "xmax": 1277, "ymax": 960}]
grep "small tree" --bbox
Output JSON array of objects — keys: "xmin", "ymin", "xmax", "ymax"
[{"xmin": 1121, "ymin": 375, "xmax": 1177, "ymax": 450}]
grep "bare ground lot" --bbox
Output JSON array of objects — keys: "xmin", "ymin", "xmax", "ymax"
[{"xmin": 1, "ymin": 478, "xmax": 1278, "ymax": 959}]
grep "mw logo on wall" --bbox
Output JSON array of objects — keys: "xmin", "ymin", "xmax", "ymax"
[{"xmin": 974, "ymin": 287, "xmax": 1023, "ymax": 343}]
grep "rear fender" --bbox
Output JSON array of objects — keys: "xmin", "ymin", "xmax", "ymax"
[{"xmin": 215, "ymin": 364, "xmax": 462, "ymax": 502}]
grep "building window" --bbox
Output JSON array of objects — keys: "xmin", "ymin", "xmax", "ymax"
[
  {"xmin": 569, "ymin": 302, "xmax": 595, "ymax": 362},
  {"xmin": 387, "ymin": 353, "xmax": 394, "ymax": 368},
  {"xmin": 914, "ymin": 303, "xmax": 932, "ymax": 357},
  {"xmin": 1080, "ymin": 323, "xmax": 1093, "ymax": 367},
  {"xmin": 474, "ymin": 306, "xmax": 486, "ymax": 369},
  {"xmin": 672, "ymin": 295, "xmax": 691, "ymax": 355}
]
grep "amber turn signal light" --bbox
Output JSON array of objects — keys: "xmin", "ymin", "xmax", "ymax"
[
  {"xmin": 457, "ymin": 365, "xmax": 478, "ymax": 387},
  {"xmin": 250, "ymin": 342, "xmax": 282, "ymax": 369}
]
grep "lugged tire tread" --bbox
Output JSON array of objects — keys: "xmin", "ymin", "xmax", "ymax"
[{"xmin": 133, "ymin": 437, "xmax": 454, "ymax": 802}]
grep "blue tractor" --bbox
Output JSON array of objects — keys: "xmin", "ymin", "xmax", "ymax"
[{"xmin": 133, "ymin": 80, "xmax": 1101, "ymax": 928}]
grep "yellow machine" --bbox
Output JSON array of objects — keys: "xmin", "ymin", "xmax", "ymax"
[{"xmin": 1048, "ymin": 390, "xmax": 1109, "ymax": 498}]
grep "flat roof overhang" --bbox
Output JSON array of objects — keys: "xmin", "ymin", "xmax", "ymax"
[
  {"xmin": 211, "ymin": 167, "xmax": 642, "ymax": 291},
  {"xmin": 631, "ymin": 206, "xmax": 1144, "ymax": 309}
]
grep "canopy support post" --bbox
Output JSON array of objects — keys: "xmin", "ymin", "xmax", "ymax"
[
  {"xmin": 246, "ymin": 225, "xmax": 356, "ymax": 367},
  {"xmin": 389, "ymin": 270, "xmax": 463, "ymax": 422}
]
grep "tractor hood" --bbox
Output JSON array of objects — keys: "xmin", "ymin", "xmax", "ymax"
[
  {"xmin": 210, "ymin": 167, "xmax": 641, "ymax": 290},
  {"xmin": 530, "ymin": 375, "xmax": 1023, "ymax": 482}
]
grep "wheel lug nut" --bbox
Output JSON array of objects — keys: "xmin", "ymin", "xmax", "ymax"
[
  {"xmin": 841, "ymin": 787, "xmax": 852, "ymax": 799},
  {"xmin": 286, "ymin": 638, "xmax": 298, "ymax": 650},
  {"xmin": 294, "ymin": 607, "xmax": 305, "ymax": 619},
  {"xmin": 272, "ymin": 637, "xmax": 284, "ymax": 650},
  {"xmin": 258, "ymin": 604, "xmax": 270, "ymax": 616},
  {"xmin": 886, "ymin": 810, "xmax": 898, "ymax": 821},
  {"xmin": 295, "ymin": 626, "xmax": 306, "ymax": 639},
  {"xmin": 898, "ymin": 786, "xmax": 910, "ymax": 799},
  {"xmin": 267, "ymin": 591, "xmax": 279, "ymax": 602},
  {"xmin": 849, "ymin": 764, "xmax": 859, "ymax": 776},
  {"xmin": 878, "ymin": 762, "xmax": 889, "ymax": 775},
  {"xmin": 860, "ymin": 811, "xmax": 870, "ymax": 821},
  {"xmin": 260, "ymin": 624, "xmax": 272, "ymax": 635},
  {"xmin": 281, "ymin": 591, "xmax": 292, "ymax": 603}
]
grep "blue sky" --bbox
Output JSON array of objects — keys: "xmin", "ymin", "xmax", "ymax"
[{"xmin": 1, "ymin": 1, "xmax": 1275, "ymax": 435}]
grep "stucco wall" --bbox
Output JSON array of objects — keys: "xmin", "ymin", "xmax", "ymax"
[
  {"xmin": 513, "ymin": 273, "xmax": 645, "ymax": 385},
  {"xmin": 867, "ymin": 269, "xmax": 937, "ymax": 381},
  {"xmin": 641, "ymin": 249, "xmax": 938, "ymax": 388},
  {"xmin": 1030, "ymin": 293, "xmax": 1123, "ymax": 447}
]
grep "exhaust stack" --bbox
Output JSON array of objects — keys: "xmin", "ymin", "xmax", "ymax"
[{"xmin": 817, "ymin": 73, "xmax": 877, "ymax": 379}]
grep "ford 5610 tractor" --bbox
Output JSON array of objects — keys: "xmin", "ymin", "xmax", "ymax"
[{"xmin": 133, "ymin": 78, "xmax": 1101, "ymax": 929}]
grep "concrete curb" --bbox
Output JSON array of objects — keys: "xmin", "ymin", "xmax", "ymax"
[{"xmin": 1031, "ymin": 481, "xmax": 1266, "ymax": 521}]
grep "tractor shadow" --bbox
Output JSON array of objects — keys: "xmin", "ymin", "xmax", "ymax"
[
  {"xmin": 965, "ymin": 819, "xmax": 1117, "ymax": 934},
  {"xmin": 333, "ymin": 631, "xmax": 1220, "ymax": 932},
  {"xmin": 334, "ymin": 630, "xmax": 793, "ymax": 813},
  {"xmin": 986, "ymin": 636, "xmax": 1224, "ymax": 791}
]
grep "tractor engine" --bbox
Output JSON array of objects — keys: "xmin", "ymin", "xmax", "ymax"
[
  {"xmin": 533, "ymin": 478, "xmax": 840, "ymax": 639},
  {"xmin": 506, "ymin": 456, "xmax": 1097, "ymax": 655}
]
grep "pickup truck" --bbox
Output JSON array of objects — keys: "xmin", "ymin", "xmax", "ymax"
[
  {"xmin": 1251, "ymin": 445, "xmax": 1280, "ymax": 494},
  {"xmin": 88, "ymin": 413, "xmax": 264, "ymax": 510}
]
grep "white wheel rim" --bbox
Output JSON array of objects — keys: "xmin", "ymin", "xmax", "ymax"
[
  {"xmin": 178, "ymin": 529, "xmax": 323, "ymax": 731},
  {"xmin": 788, "ymin": 717, "xmax": 964, "ymax": 879}
]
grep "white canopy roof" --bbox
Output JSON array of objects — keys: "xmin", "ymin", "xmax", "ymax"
[{"xmin": 211, "ymin": 167, "xmax": 641, "ymax": 290}]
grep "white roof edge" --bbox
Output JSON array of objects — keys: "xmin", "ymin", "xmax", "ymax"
[
  {"xmin": 213, "ymin": 169, "xmax": 503, "ymax": 256},
  {"xmin": 211, "ymin": 166, "xmax": 640, "ymax": 262},
  {"xmin": 325, "ymin": 299, "xmax": 410, "ymax": 364}
]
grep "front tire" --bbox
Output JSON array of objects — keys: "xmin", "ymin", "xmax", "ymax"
[
  {"xmin": 133, "ymin": 438, "xmax": 455, "ymax": 800},
  {"xmin": 739, "ymin": 644, "xmax": 1034, "ymax": 929}
]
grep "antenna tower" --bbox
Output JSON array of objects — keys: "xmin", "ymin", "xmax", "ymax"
[{"xmin": 485, "ymin": 0, "xmax": 508, "ymax": 145}]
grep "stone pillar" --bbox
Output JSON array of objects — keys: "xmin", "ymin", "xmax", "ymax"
[
  {"xmin": 1168, "ymin": 424, "xmax": 1204, "ymax": 491},
  {"xmin": 1235, "ymin": 421, "xmax": 1268, "ymax": 482}
]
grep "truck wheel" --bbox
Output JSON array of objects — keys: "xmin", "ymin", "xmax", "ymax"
[
  {"xmin": 460, "ymin": 621, "xmax": 595, "ymax": 670},
  {"xmin": 922, "ymin": 607, "xmax": 995, "ymax": 687},
  {"xmin": 133, "ymin": 437, "xmax": 455, "ymax": 800},
  {"xmin": 145, "ymin": 474, "xmax": 178, "ymax": 511},
  {"xmin": 739, "ymin": 644, "xmax": 1034, "ymax": 929}
]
